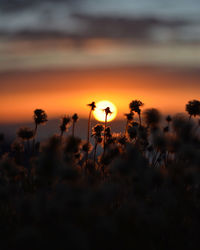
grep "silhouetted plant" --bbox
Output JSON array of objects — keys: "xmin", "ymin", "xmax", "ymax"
[
  {"xmin": 172, "ymin": 113, "xmax": 195, "ymax": 141},
  {"xmin": 82, "ymin": 141, "xmax": 93, "ymax": 158},
  {"xmin": 127, "ymin": 125, "xmax": 137, "ymax": 140},
  {"xmin": 60, "ymin": 116, "xmax": 71, "ymax": 138},
  {"xmin": 105, "ymin": 126, "xmax": 116, "ymax": 145},
  {"xmin": 17, "ymin": 127, "xmax": 34, "ymax": 141},
  {"xmin": 35, "ymin": 135, "xmax": 62, "ymax": 184},
  {"xmin": 72, "ymin": 113, "xmax": 79, "ymax": 137},
  {"xmin": 152, "ymin": 132, "xmax": 167, "ymax": 167},
  {"xmin": 166, "ymin": 115, "xmax": 172, "ymax": 125},
  {"xmin": 143, "ymin": 108, "xmax": 161, "ymax": 128},
  {"xmin": 92, "ymin": 124, "xmax": 103, "ymax": 164},
  {"xmin": 34, "ymin": 109, "xmax": 48, "ymax": 130},
  {"xmin": 124, "ymin": 112, "xmax": 134, "ymax": 135},
  {"xmin": 64, "ymin": 135, "xmax": 82, "ymax": 165},
  {"xmin": 103, "ymin": 107, "xmax": 112, "ymax": 155},
  {"xmin": 17, "ymin": 127, "xmax": 34, "ymax": 151},
  {"xmin": 33, "ymin": 109, "xmax": 48, "ymax": 150},
  {"xmin": 86, "ymin": 102, "xmax": 96, "ymax": 164},
  {"xmin": 1, "ymin": 99, "xmax": 200, "ymax": 250},
  {"xmin": 186, "ymin": 99, "xmax": 200, "ymax": 119},
  {"xmin": 129, "ymin": 100, "xmax": 144, "ymax": 126},
  {"xmin": 164, "ymin": 115, "xmax": 172, "ymax": 132},
  {"xmin": 114, "ymin": 133, "xmax": 127, "ymax": 148}
]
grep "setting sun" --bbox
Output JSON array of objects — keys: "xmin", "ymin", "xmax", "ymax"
[{"xmin": 93, "ymin": 100, "xmax": 117, "ymax": 122}]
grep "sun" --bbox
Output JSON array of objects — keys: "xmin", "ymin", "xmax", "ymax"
[{"xmin": 93, "ymin": 100, "xmax": 117, "ymax": 122}]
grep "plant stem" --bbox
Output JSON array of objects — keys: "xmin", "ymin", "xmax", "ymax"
[
  {"xmin": 125, "ymin": 120, "xmax": 129, "ymax": 136},
  {"xmin": 103, "ymin": 114, "xmax": 108, "ymax": 155},
  {"xmin": 139, "ymin": 113, "xmax": 142, "ymax": 127},
  {"xmin": 93, "ymin": 142, "xmax": 97, "ymax": 165},
  {"xmin": 72, "ymin": 122, "xmax": 75, "ymax": 137},
  {"xmin": 86, "ymin": 109, "xmax": 92, "ymax": 165}
]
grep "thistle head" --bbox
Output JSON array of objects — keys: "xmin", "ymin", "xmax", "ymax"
[
  {"xmin": 34, "ymin": 109, "xmax": 48, "ymax": 125},
  {"xmin": 104, "ymin": 107, "xmax": 112, "ymax": 116},
  {"xmin": 143, "ymin": 108, "xmax": 161, "ymax": 128},
  {"xmin": 87, "ymin": 101, "xmax": 96, "ymax": 111},
  {"xmin": 17, "ymin": 127, "xmax": 34, "ymax": 140},
  {"xmin": 186, "ymin": 99, "xmax": 200, "ymax": 117},
  {"xmin": 129, "ymin": 100, "xmax": 144, "ymax": 114},
  {"xmin": 166, "ymin": 115, "xmax": 172, "ymax": 123},
  {"xmin": 60, "ymin": 116, "xmax": 71, "ymax": 133},
  {"xmin": 124, "ymin": 112, "xmax": 134, "ymax": 122},
  {"xmin": 92, "ymin": 124, "xmax": 104, "ymax": 137},
  {"xmin": 72, "ymin": 113, "xmax": 79, "ymax": 123}
]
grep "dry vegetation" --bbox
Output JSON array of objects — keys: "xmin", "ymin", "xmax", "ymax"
[{"xmin": 0, "ymin": 100, "xmax": 200, "ymax": 250}]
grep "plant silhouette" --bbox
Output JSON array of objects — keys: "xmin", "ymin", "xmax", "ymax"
[
  {"xmin": 17, "ymin": 127, "xmax": 34, "ymax": 152},
  {"xmin": 86, "ymin": 101, "xmax": 96, "ymax": 165},
  {"xmin": 60, "ymin": 116, "xmax": 71, "ymax": 138},
  {"xmin": 129, "ymin": 100, "xmax": 144, "ymax": 126},
  {"xmin": 33, "ymin": 109, "xmax": 48, "ymax": 150},
  {"xmin": 103, "ymin": 107, "xmax": 112, "ymax": 155},
  {"xmin": 124, "ymin": 112, "xmax": 134, "ymax": 135},
  {"xmin": 0, "ymin": 99, "xmax": 200, "ymax": 250},
  {"xmin": 72, "ymin": 113, "xmax": 79, "ymax": 137},
  {"xmin": 92, "ymin": 124, "xmax": 104, "ymax": 164},
  {"xmin": 186, "ymin": 99, "xmax": 200, "ymax": 119},
  {"xmin": 143, "ymin": 108, "xmax": 161, "ymax": 128}
]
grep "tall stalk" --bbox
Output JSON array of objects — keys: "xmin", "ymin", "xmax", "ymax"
[
  {"xmin": 125, "ymin": 120, "xmax": 129, "ymax": 136},
  {"xmin": 93, "ymin": 142, "xmax": 97, "ymax": 165},
  {"xmin": 86, "ymin": 102, "xmax": 96, "ymax": 165},
  {"xmin": 139, "ymin": 113, "xmax": 142, "ymax": 127},
  {"xmin": 72, "ymin": 122, "xmax": 75, "ymax": 137},
  {"xmin": 103, "ymin": 113, "xmax": 108, "ymax": 156},
  {"xmin": 72, "ymin": 113, "xmax": 78, "ymax": 137}
]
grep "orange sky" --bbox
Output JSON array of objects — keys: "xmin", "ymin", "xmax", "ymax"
[{"xmin": 0, "ymin": 67, "xmax": 200, "ymax": 123}]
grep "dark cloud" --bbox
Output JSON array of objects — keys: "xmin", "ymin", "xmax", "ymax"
[
  {"xmin": 1, "ymin": 14, "xmax": 187, "ymax": 41},
  {"xmin": 0, "ymin": 0, "xmax": 79, "ymax": 12},
  {"xmin": 73, "ymin": 14, "xmax": 187, "ymax": 39}
]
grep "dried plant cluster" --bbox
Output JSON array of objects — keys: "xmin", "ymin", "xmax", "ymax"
[{"xmin": 0, "ymin": 100, "xmax": 200, "ymax": 250}]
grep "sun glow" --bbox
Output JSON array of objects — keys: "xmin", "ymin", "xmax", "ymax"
[{"xmin": 93, "ymin": 100, "xmax": 117, "ymax": 122}]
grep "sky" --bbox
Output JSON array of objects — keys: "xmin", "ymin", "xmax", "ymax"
[{"xmin": 0, "ymin": 0, "xmax": 200, "ymax": 124}]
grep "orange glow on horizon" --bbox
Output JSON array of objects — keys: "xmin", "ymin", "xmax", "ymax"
[{"xmin": 0, "ymin": 68, "xmax": 200, "ymax": 123}]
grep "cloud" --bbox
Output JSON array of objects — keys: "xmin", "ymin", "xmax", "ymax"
[
  {"xmin": 72, "ymin": 14, "xmax": 186, "ymax": 39},
  {"xmin": 0, "ymin": 0, "xmax": 79, "ymax": 12}
]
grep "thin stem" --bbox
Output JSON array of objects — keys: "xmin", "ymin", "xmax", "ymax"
[
  {"xmin": 103, "ymin": 114, "xmax": 108, "ymax": 155},
  {"xmin": 72, "ymin": 122, "xmax": 75, "ymax": 137},
  {"xmin": 87, "ymin": 109, "xmax": 92, "ymax": 143},
  {"xmin": 86, "ymin": 109, "xmax": 92, "ymax": 165},
  {"xmin": 125, "ymin": 120, "xmax": 129, "ymax": 136},
  {"xmin": 139, "ymin": 113, "xmax": 142, "ymax": 127},
  {"xmin": 93, "ymin": 142, "xmax": 97, "ymax": 165}
]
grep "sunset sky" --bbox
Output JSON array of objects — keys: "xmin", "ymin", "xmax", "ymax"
[{"xmin": 0, "ymin": 0, "xmax": 200, "ymax": 124}]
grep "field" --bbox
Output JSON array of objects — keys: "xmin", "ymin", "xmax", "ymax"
[{"xmin": 0, "ymin": 100, "xmax": 200, "ymax": 250}]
